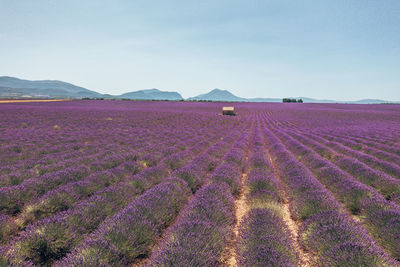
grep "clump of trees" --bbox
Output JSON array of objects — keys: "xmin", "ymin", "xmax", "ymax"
[
  {"xmin": 82, "ymin": 97, "xmax": 105, "ymax": 100},
  {"xmin": 283, "ymin": 98, "xmax": 303, "ymax": 103}
]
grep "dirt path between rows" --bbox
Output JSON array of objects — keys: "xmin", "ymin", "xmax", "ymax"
[
  {"xmin": 261, "ymin": 116, "xmax": 317, "ymax": 266},
  {"xmin": 224, "ymin": 171, "xmax": 250, "ymax": 267},
  {"xmin": 280, "ymin": 191, "xmax": 314, "ymax": 267},
  {"xmin": 135, "ymin": 127, "xmax": 252, "ymax": 267},
  {"xmin": 267, "ymin": 154, "xmax": 315, "ymax": 267}
]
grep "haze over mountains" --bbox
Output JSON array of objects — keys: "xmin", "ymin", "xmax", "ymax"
[{"xmin": 0, "ymin": 76, "xmax": 397, "ymax": 104}]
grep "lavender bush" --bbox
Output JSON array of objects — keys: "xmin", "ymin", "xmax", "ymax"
[
  {"xmin": 237, "ymin": 209, "xmax": 299, "ymax": 267},
  {"xmin": 147, "ymin": 182, "xmax": 235, "ymax": 266}
]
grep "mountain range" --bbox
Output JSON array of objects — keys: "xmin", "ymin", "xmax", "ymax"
[
  {"xmin": 117, "ymin": 89, "xmax": 182, "ymax": 100},
  {"xmin": 0, "ymin": 76, "xmax": 102, "ymax": 98},
  {"xmin": 0, "ymin": 76, "xmax": 397, "ymax": 104},
  {"xmin": 187, "ymin": 89, "xmax": 285, "ymax": 102}
]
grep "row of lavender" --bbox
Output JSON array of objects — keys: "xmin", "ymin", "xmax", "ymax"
[
  {"xmin": 1, "ymin": 117, "xmax": 247, "ymax": 266},
  {"xmin": 315, "ymin": 131, "xmax": 400, "ymax": 165},
  {"xmin": 1, "ymin": 129, "xmax": 245, "ymax": 265},
  {"xmin": 1, "ymin": 115, "xmax": 197, "ymax": 197},
  {"xmin": 0, "ymin": 101, "xmax": 399, "ymax": 265},
  {"xmin": 144, "ymin": 117, "xmax": 254, "ymax": 266},
  {"xmin": 266, "ymin": 102, "xmax": 399, "ymax": 161},
  {"xmin": 55, "ymin": 116, "xmax": 254, "ymax": 266},
  {"xmin": 285, "ymin": 125, "xmax": 400, "ymax": 180},
  {"xmin": 0, "ymin": 101, "xmax": 245, "ymax": 265},
  {"xmin": 236, "ymin": 118, "xmax": 300, "ymax": 266},
  {"xmin": 0, "ymin": 117, "xmax": 225, "ymax": 238},
  {"xmin": 0, "ymin": 103, "xmax": 238, "ymax": 203},
  {"xmin": 285, "ymin": 128, "xmax": 400, "ymax": 204},
  {"xmin": 0, "ymin": 111, "xmax": 217, "ymax": 187},
  {"xmin": 0, "ymin": 106, "xmax": 191, "ymax": 173},
  {"xmin": 265, "ymin": 113, "xmax": 400, "ymax": 263},
  {"xmin": 0, "ymin": 137, "xmax": 200, "ymax": 245},
  {"xmin": 267, "ymin": 110, "xmax": 400, "ymax": 261},
  {"xmin": 260, "ymin": 115, "xmax": 396, "ymax": 266}
]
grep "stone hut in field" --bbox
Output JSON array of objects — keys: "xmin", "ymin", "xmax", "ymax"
[{"xmin": 222, "ymin": 106, "xmax": 235, "ymax": 116}]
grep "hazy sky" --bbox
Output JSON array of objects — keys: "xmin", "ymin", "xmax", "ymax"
[{"xmin": 1, "ymin": 0, "xmax": 399, "ymax": 100}]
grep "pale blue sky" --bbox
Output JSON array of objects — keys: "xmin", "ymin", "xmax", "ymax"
[{"xmin": 0, "ymin": 0, "xmax": 399, "ymax": 100}]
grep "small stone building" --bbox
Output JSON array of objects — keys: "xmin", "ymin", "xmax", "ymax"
[{"xmin": 222, "ymin": 107, "xmax": 235, "ymax": 116}]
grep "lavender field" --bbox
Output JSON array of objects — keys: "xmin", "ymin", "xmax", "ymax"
[{"xmin": 0, "ymin": 100, "xmax": 399, "ymax": 266}]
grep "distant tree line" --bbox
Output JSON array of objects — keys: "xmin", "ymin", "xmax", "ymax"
[
  {"xmin": 81, "ymin": 97, "xmax": 186, "ymax": 102},
  {"xmin": 80, "ymin": 98, "xmax": 229, "ymax": 102},
  {"xmin": 82, "ymin": 97, "xmax": 105, "ymax": 100},
  {"xmin": 81, "ymin": 97, "xmax": 304, "ymax": 103},
  {"xmin": 283, "ymin": 98, "xmax": 303, "ymax": 103}
]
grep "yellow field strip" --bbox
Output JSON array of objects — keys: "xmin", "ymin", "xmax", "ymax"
[{"xmin": 0, "ymin": 99, "xmax": 72, "ymax": 103}]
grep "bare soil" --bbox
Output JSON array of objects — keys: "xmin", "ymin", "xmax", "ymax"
[
  {"xmin": 220, "ymin": 162, "xmax": 250, "ymax": 267},
  {"xmin": 280, "ymin": 194, "xmax": 314, "ymax": 267},
  {"xmin": 268, "ymin": 154, "xmax": 315, "ymax": 267}
]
